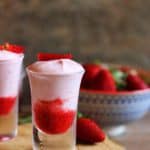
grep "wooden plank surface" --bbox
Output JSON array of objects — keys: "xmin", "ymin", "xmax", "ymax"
[
  {"xmin": 114, "ymin": 113, "xmax": 150, "ymax": 150},
  {"xmin": 78, "ymin": 138, "xmax": 124, "ymax": 150},
  {"xmin": 0, "ymin": 124, "xmax": 124, "ymax": 150}
]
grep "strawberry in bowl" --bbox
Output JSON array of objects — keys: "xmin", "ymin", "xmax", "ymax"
[
  {"xmin": 79, "ymin": 63, "xmax": 150, "ymax": 136},
  {"xmin": 81, "ymin": 64, "xmax": 101, "ymax": 89}
]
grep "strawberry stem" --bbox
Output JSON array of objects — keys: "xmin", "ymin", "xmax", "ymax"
[{"xmin": 77, "ymin": 112, "xmax": 83, "ymax": 118}]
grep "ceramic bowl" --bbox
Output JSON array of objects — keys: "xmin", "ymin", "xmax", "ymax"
[{"xmin": 79, "ymin": 89, "xmax": 150, "ymax": 128}]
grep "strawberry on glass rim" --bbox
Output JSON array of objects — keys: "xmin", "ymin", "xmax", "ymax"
[
  {"xmin": 37, "ymin": 53, "xmax": 73, "ymax": 61},
  {"xmin": 0, "ymin": 43, "xmax": 24, "ymax": 54}
]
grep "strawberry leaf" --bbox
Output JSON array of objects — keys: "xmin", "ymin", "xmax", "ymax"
[{"xmin": 111, "ymin": 69, "xmax": 127, "ymax": 90}]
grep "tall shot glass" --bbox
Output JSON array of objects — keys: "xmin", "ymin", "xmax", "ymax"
[
  {"xmin": 0, "ymin": 55, "xmax": 24, "ymax": 141},
  {"xmin": 27, "ymin": 63, "xmax": 84, "ymax": 150}
]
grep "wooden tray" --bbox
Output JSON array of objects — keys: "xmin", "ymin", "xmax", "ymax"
[{"xmin": 0, "ymin": 124, "xmax": 125, "ymax": 150}]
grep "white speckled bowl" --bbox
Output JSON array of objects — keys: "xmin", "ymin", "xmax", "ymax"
[{"xmin": 79, "ymin": 89, "xmax": 150, "ymax": 135}]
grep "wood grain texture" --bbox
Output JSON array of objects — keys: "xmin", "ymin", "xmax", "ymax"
[
  {"xmin": 114, "ymin": 113, "xmax": 150, "ymax": 150},
  {"xmin": 0, "ymin": 124, "xmax": 32, "ymax": 150},
  {"xmin": 0, "ymin": 124, "xmax": 124, "ymax": 150},
  {"xmin": 78, "ymin": 138, "xmax": 124, "ymax": 150}
]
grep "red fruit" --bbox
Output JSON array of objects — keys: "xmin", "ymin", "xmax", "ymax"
[
  {"xmin": 126, "ymin": 73, "xmax": 148, "ymax": 90},
  {"xmin": 0, "ymin": 43, "xmax": 24, "ymax": 53},
  {"xmin": 81, "ymin": 64, "xmax": 101, "ymax": 89},
  {"xmin": 37, "ymin": 53, "xmax": 73, "ymax": 61},
  {"xmin": 119, "ymin": 66, "xmax": 131, "ymax": 73},
  {"xmin": 0, "ymin": 45, "xmax": 4, "ymax": 50},
  {"xmin": 92, "ymin": 69, "xmax": 116, "ymax": 91},
  {"xmin": 0, "ymin": 97, "xmax": 16, "ymax": 116},
  {"xmin": 34, "ymin": 99, "xmax": 75, "ymax": 134},
  {"xmin": 77, "ymin": 118, "xmax": 105, "ymax": 143}
]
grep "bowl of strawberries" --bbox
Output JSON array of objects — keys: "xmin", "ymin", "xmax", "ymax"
[{"xmin": 79, "ymin": 63, "xmax": 150, "ymax": 135}]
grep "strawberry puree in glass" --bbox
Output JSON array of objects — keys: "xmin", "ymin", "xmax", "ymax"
[
  {"xmin": 27, "ymin": 59, "xmax": 84, "ymax": 150},
  {"xmin": 0, "ymin": 50, "xmax": 24, "ymax": 141}
]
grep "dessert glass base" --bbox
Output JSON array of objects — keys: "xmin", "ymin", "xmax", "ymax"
[
  {"xmin": 0, "ymin": 130, "xmax": 17, "ymax": 142},
  {"xmin": 0, "ymin": 108, "xmax": 18, "ymax": 142},
  {"xmin": 33, "ymin": 124, "xmax": 76, "ymax": 150}
]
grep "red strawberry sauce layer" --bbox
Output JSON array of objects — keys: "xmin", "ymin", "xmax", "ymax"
[
  {"xmin": 0, "ymin": 97, "xmax": 16, "ymax": 116},
  {"xmin": 34, "ymin": 98, "xmax": 76, "ymax": 135}
]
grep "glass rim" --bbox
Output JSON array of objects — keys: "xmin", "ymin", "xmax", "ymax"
[
  {"xmin": 26, "ymin": 65, "xmax": 85, "ymax": 77},
  {"xmin": 0, "ymin": 54, "xmax": 24, "ymax": 64}
]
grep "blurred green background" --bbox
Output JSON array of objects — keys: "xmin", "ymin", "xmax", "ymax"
[{"xmin": 0, "ymin": 0, "xmax": 150, "ymax": 105}]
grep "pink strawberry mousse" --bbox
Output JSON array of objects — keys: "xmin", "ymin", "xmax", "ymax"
[
  {"xmin": 0, "ymin": 50, "xmax": 24, "ymax": 97},
  {"xmin": 27, "ymin": 58, "xmax": 84, "ymax": 134},
  {"xmin": 27, "ymin": 59, "xmax": 84, "ymax": 110}
]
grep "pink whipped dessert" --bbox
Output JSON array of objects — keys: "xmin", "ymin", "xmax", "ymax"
[
  {"xmin": 0, "ymin": 50, "xmax": 23, "ymax": 102},
  {"xmin": 27, "ymin": 58, "xmax": 84, "ymax": 134},
  {"xmin": 0, "ymin": 44, "xmax": 24, "ymax": 141}
]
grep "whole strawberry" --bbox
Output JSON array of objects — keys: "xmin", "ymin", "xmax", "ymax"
[
  {"xmin": 77, "ymin": 117, "xmax": 105, "ymax": 143},
  {"xmin": 126, "ymin": 73, "xmax": 148, "ymax": 90},
  {"xmin": 81, "ymin": 64, "xmax": 101, "ymax": 89},
  {"xmin": 92, "ymin": 69, "xmax": 116, "ymax": 91}
]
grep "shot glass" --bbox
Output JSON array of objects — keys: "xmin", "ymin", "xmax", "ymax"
[
  {"xmin": 0, "ymin": 54, "xmax": 24, "ymax": 141},
  {"xmin": 27, "ymin": 64, "xmax": 84, "ymax": 150}
]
